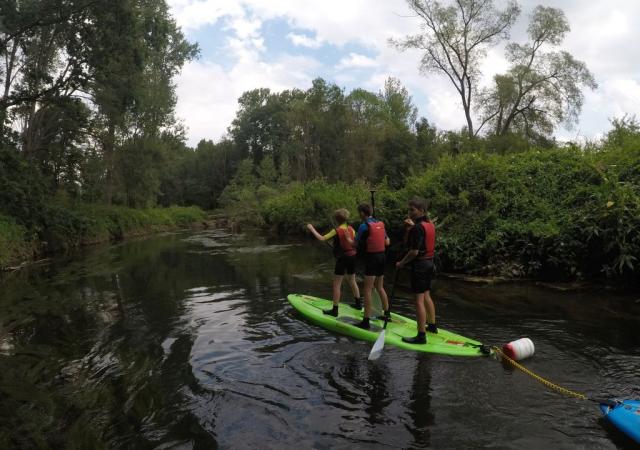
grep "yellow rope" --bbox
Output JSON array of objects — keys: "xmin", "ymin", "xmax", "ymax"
[{"xmin": 491, "ymin": 346, "xmax": 588, "ymax": 401}]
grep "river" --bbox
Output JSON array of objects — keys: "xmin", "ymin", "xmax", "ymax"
[{"xmin": 0, "ymin": 229, "xmax": 638, "ymax": 449}]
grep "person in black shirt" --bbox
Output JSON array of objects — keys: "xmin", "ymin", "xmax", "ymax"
[{"xmin": 396, "ymin": 197, "xmax": 438, "ymax": 344}]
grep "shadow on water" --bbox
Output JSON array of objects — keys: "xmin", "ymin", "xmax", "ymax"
[{"xmin": 0, "ymin": 228, "xmax": 638, "ymax": 449}]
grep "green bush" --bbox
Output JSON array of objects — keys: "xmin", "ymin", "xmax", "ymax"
[
  {"xmin": 261, "ymin": 180, "xmax": 373, "ymax": 232},
  {"xmin": 244, "ymin": 142, "xmax": 639, "ymax": 282},
  {"xmin": 0, "ymin": 214, "xmax": 33, "ymax": 268},
  {"xmin": 2, "ymin": 204, "xmax": 206, "ymax": 257},
  {"xmin": 398, "ymin": 145, "xmax": 640, "ymax": 280}
]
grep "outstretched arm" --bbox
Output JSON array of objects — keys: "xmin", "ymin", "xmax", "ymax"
[{"xmin": 306, "ymin": 223, "xmax": 330, "ymax": 241}]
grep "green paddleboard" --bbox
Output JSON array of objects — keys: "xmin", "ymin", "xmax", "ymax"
[{"xmin": 287, "ymin": 294, "xmax": 485, "ymax": 357}]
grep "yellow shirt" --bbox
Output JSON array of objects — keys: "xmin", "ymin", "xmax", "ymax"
[{"xmin": 322, "ymin": 223, "xmax": 349, "ymax": 240}]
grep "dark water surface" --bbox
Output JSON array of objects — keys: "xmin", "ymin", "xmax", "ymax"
[{"xmin": 1, "ymin": 229, "xmax": 639, "ymax": 449}]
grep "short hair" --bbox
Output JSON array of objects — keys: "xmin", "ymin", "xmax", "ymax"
[
  {"xmin": 357, "ymin": 203, "xmax": 372, "ymax": 216},
  {"xmin": 408, "ymin": 197, "xmax": 427, "ymax": 212},
  {"xmin": 333, "ymin": 208, "xmax": 349, "ymax": 224}
]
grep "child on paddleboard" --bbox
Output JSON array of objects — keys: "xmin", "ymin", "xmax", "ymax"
[
  {"xmin": 306, "ymin": 209, "xmax": 361, "ymax": 316},
  {"xmin": 351, "ymin": 203, "xmax": 390, "ymax": 329},
  {"xmin": 396, "ymin": 197, "xmax": 438, "ymax": 344}
]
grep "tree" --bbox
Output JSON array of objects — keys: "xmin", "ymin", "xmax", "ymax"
[
  {"xmin": 415, "ymin": 117, "xmax": 443, "ymax": 165},
  {"xmin": 394, "ymin": 0, "xmax": 520, "ymax": 137},
  {"xmin": 606, "ymin": 115, "xmax": 640, "ymax": 147},
  {"xmin": 479, "ymin": 6, "xmax": 597, "ymax": 138},
  {"xmin": 376, "ymin": 78, "xmax": 419, "ymax": 187},
  {"xmin": 84, "ymin": 0, "xmax": 196, "ymax": 204},
  {"xmin": 0, "ymin": 0, "xmax": 93, "ymax": 120},
  {"xmin": 23, "ymin": 97, "xmax": 90, "ymax": 193}
]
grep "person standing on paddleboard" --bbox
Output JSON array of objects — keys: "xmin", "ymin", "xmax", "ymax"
[
  {"xmin": 351, "ymin": 203, "xmax": 390, "ymax": 329},
  {"xmin": 396, "ymin": 197, "xmax": 438, "ymax": 344},
  {"xmin": 306, "ymin": 209, "xmax": 362, "ymax": 316}
]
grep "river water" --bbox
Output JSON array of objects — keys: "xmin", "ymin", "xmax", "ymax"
[{"xmin": 0, "ymin": 229, "xmax": 638, "ymax": 449}]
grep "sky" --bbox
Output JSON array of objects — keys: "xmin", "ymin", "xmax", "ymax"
[{"xmin": 167, "ymin": 0, "xmax": 640, "ymax": 146}]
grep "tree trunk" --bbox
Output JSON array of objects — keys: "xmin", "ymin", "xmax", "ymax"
[
  {"xmin": 104, "ymin": 122, "xmax": 115, "ymax": 205},
  {"xmin": 464, "ymin": 104, "xmax": 474, "ymax": 137}
]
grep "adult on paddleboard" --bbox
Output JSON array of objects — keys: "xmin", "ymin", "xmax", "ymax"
[
  {"xmin": 396, "ymin": 197, "xmax": 438, "ymax": 344},
  {"xmin": 306, "ymin": 209, "xmax": 361, "ymax": 316},
  {"xmin": 350, "ymin": 203, "xmax": 390, "ymax": 329}
]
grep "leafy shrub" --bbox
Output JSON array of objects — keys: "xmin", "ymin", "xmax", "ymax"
[
  {"xmin": 398, "ymin": 145, "xmax": 640, "ymax": 280},
  {"xmin": 261, "ymin": 180, "xmax": 373, "ymax": 232},
  {"xmin": 0, "ymin": 215, "xmax": 33, "ymax": 268}
]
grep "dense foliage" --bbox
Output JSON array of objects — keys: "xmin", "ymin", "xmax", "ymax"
[
  {"xmin": 1, "ymin": 0, "xmax": 207, "ymax": 266},
  {"xmin": 220, "ymin": 119, "xmax": 640, "ymax": 282},
  {"xmin": 2, "ymin": 1, "xmax": 637, "ymax": 283},
  {"xmin": 1, "ymin": 0, "xmax": 198, "ymax": 205},
  {"xmin": 0, "ymin": 214, "xmax": 33, "ymax": 267},
  {"xmin": 398, "ymin": 143, "xmax": 639, "ymax": 280},
  {"xmin": 0, "ymin": 205, "xmax": 204, "ymax": 268}
]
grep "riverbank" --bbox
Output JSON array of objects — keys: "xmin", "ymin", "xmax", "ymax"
[
  {"xmin": 0, "ymin": 205, "xmax": 206, "ymax": 271},
  {"xmin": 220, "ymin": 142, "xmax": 640, "ymax": 284}
]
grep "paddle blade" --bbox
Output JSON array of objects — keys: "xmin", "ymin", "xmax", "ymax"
[{"xmin": 368, "ymin": 330, "xmax": 385, "ymax": 361}]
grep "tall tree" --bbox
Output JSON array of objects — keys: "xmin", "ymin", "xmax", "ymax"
[
  {"xmin": 0, "ymin": 0, "xmax": 92, "ymax": 118},
  {"xmin": 479, "ymin": 6, "xmax": 597, "ymax": 138},
  {"xmin": 377, "ymin": 78, "xmax": 419, "ymax": 187},
  {"xmin": 83, "ymin": 0, "xmax": 143, "ymax": 204},
  {"xmin": 393, "ymin": 0, "xmax": 520, "ymax": 137}
]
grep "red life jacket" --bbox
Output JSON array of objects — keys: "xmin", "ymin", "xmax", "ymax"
[
  {"xmin": 420, "ymin": 220, "xmax": 436, "ymax": 259},
  {"xmin": 366, "ymin": 220, "xmax": 386, "ymax": 253},
  {"xmin": 335, "ymin": 226, "xmax": 356, "ymax": 257}
]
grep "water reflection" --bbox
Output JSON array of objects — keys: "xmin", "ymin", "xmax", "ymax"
[
  {"xmin": 0, "ymin": 229, "xmax": 638, "ymax": 449},
  {"xmin": 407, "ymin": 355, "xmax": 434, "ymax": 448}
]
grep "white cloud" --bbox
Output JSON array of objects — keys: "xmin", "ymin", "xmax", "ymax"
[
  {"xmin": 169, "ymin": 1, "xmax": 242, "ymax": 32},
  {"xmin": 175, "ymin": 12, "xmax": 321, "ymax": 145},
  {"xmin": 287, "ymin": 32, "xmax": 323, "ymax": 49},
  {"xmin": 176, "ymin": 54, "xmax": 321, "ymax": 145},
  {"xmin": 168, "ymin": 0, "xmax": 640, "ymax": 145},
  {"xmin": 336, "ymin": 53, "xmax": 379, "ymax": 70}
]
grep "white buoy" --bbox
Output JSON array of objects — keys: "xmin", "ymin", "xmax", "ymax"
[{"xmin": 502, "ymin": 338, "xmax": 535, "ymax": 361}]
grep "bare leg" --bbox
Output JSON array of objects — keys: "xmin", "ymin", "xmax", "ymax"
[
  {"xmin": 415, "ymin": 292, "xmax": 427, "ymax": 333},
  {"xmin": 374, "ymin": 276, "xmax": 389, "ymax": 311},
  {"xmin": 347, "ymin": 273, "xmax": 360, "ymax": 300},
  {"xmin": 363, "ymin": 276, "xmax": 375, "ymax": 318},
  {"xmin": 424, "ymin": 290, "xmax": 436, "ymax": 325},
  {"xmin": 332, "ymin": 275, "xmax": 344, "ymax": 306}
]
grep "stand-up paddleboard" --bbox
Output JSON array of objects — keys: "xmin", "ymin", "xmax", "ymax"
[
  {"xmin": 288, "ymin": 294, "xmax": 485, "ymax": 357},
  {"xmin": 600, "ymin": 400, "xmax": 640, "ymax": 444}
]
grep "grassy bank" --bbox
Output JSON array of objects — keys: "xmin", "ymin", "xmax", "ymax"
[
  {"xmin": 0, "ymin": 215, "xmax": 35, "ymax": 269},
  {"xmin": 222, "ymin": 142, "xmax": 639, "ymax": 282},
  {"xmin": 0, "ymin": 205, "xmax": 206, "ymax": 270}
]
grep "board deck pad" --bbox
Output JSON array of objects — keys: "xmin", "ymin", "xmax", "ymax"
[{"xmin": 288, "ymin": 294, "xmax": 484, "ymax": 357}]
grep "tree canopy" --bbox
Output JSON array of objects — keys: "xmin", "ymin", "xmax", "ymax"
[{"xmin": 394, "ymin": 0, "xmax": 595, "ymax": 139}]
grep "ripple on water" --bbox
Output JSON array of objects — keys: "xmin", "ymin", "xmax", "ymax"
[{"xmin": 1, "ymin": 230, "xmax": 639, "ymax": 449}]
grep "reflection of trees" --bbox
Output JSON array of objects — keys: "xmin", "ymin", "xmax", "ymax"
[
  {"xmin": 0, "ymin": 232, "xmax": 227, "ymax": 447},
  {"xmin": 0, "ymin": 229, "xmax": 442, "ymax": 448},
  {"xmin": 407, "ymin": 355, "xmax": 433, "ymax": 448}
]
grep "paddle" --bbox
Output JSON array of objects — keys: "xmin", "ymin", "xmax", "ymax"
[
  {"xmin": 370, "ymin": 189, "xmax": 376, "ymax": 216},
  {"xmin": 368, "ymin": 269, "xmax": 399, "ymax": 361}
]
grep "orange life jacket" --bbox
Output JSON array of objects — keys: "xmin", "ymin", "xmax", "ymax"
[
  {"xmin": 420, "ymin": 220, "xmax": 436, "ymax": 259},
  {"xmin": 365, "ymin": 220, "xmax": 386, "ymax": 253},
  {"xmin": 335, "ymin": 226, "xmax": 356, "ymax": 257}
]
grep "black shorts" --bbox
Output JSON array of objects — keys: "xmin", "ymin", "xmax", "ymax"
[
  {"xmin": 364, "ymin": 252, "xmax": 386, "ymax": 277},
  {"xmin": 334, "ymin": 255, "xmax": 356, "ymax": 275},
  {"xmin": 411, "ymin": 259, "xmax": 435, "ymax": 293}
]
